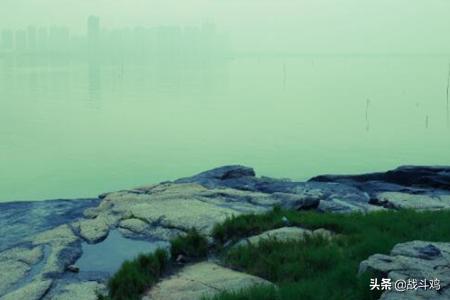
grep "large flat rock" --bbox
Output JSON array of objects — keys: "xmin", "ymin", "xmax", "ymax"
[
  {"xmin": 0, "ymin": 278, "xmax": 52, "ymax": 300},
  {"xmin": 143, "ymin": 262, "xmax": 273, "ymax": 300},
  {"xmin": 176, "ymin": 165, "xmax": 379, "ymax": 213}
]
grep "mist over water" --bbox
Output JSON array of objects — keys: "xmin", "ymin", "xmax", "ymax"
[{"xmin": 1, "ymin": 1, "xmax": 450, "ymax": 201}]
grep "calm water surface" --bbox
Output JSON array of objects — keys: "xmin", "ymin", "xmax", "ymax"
[{"xmin": 1, "ymin": 55, "xmax": 449, "ymax": 201}]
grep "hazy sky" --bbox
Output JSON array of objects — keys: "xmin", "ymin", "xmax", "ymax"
[{"xmin": 1, "ymin": 0, "xmax": 450, "ymax": 53}]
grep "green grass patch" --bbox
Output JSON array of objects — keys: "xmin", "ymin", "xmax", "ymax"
[
  {"xmin": 171, "ymin": 228, "xmax": 209, "ymax": 259},
  {"xmin": 202, "ymin": 285, "xmax": 279, "ymax": 300},
  {"xmin": 99, "ymin": 229, "xmax": 209, "ymax": 299},
  {"xmin": 208, "ymin": 208, "xmax": 450, "ymax": 300},
  {"xmin": 103, "ymin": 248, "xmax": 168, "ymax": 300}
]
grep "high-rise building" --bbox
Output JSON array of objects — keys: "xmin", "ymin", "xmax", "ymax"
[
  {"xmin": 15, "ymin": 30, "xmax": 27, "ymax": 51},
  {"xmin": 1, "ymin": 30, "xmax": 14, "ymax": 50},
  {"xmin": 87, "ymin": 16, "xmax": 100, "ymax": 51},
  {"xmin": 37, "ymin": 27, "xmax": 48, "ymax": 52},
  {"xmin": 27, "ymin": 26, "xmax": 37, "ymax": 51}
]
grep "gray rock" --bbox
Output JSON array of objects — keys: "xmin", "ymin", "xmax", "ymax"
[
  {"xmin": 66, "ymin": 265, "xmax": 79, "ymax": 273},
  {"xmin": 0, "ymin": 260, "xmax": 30, "ymax": 297},
  {"xmin": 73, "ymin": 213, "xmax": 116, "ymax": 244},
  {"xmin": 176, "ymin": 165, "xmax": 256, "ymax": 184},
  {"xmin": 233, "ymin": 227, "xmax": 333, "ymax": 248},
  {"xmin": 176, "ymin": 165, "xmax": 382, "ymax": 213},
  {"xmin": 0, "ymin": 199, "xmax": 99, "ymax": 251},
  {"xmin": 1, "ymin": 278, "xmax": 52, "ymax": 300},
  {"xmin": 50, "ymin": 281, "xmax": 106, "ymax": 300},
  {"xmin": 310, "ymin": 166, "xmax": 450, "ymax": 191},
  {"xmin": 1, "ymin": 165, "xmax": 450, "ymax": 298},
  {"xmin": 359, "ymin": 241, "xmax": 450, "ymax": 299},
  {"xmin": 374, "ymin": 192, "xmax": 450, "ymax": 211}
]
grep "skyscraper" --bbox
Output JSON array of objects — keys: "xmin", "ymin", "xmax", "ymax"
[
  {"xmin": 27, "ymin": 26, "xmax": 37, "ymax": 51},
  {"xmin": 1, "ymin": 30, "xmax": 13, "ymax": 50},
  {"xmin": 87, "ymin": 16, "xmax": 100, "ymax": 52},
  {"xmin": 15, "ymin": 30, "xmax": 27, "ymax": 52}
]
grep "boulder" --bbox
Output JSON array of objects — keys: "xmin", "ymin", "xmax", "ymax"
[
  {"xmin": 73, "ymin": 213, "xmax": 116, "ymax": 244},
  {"xmin": 359, "ymin": 241, "xmax": 450, "ymax": 299},
  {"xmin": 143, "ymin": 262, "xmax": 273, "ymax": 300},
  {"xmin": 233, "ymin": 226, "xmax": 333, "ymax": 248},
  {"xmin": 118, "ymin": 218, "xmax": 148, "ymax": 234},
  {"xmin": 176, "ymin": 165, "xmax": 256, "ymax": 184}
]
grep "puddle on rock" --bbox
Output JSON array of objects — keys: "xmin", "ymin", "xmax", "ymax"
[{"xmin": 75, "ymin": 230, "xmax": 169, "ymax": 275}]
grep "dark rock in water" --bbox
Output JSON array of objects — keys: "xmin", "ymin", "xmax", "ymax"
[
  {"xmin": 310, "ymin": 165, "xmax": 450, "ymax": 191},
  {"xmin": 66, "ymin": 265, "xmax": 80, "ymax": 273}
]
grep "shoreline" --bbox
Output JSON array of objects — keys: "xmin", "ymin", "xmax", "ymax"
[{"xmin": 1, "ymin": 164, "xmax": 449, "ymax": 299}]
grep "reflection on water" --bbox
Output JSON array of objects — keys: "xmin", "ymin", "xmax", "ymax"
[
  {"xmin": 0, "ymin": 55, "xmax": 449, "ymax": 201},
  {"xmin": 88, "ymin": 60, "xmax": 101, "ymax": 101},
  {"xmin": 75, "ymin": 230, "xmax": 169, "ymax": 275}
]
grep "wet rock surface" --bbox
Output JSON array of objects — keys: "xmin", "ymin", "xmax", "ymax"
[
  {"xmin": 0, "ymin": 198, "xmax": 100, "ymax": 251},
  {"xmin": 0, "ymin": 165, "xmax": 449, "ymax": 299}
]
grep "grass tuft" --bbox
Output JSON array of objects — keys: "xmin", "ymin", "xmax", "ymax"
[
  {"xmin": 170, "ymin": 228, "xmax": 209, "ymax": 259},
  {"xmin": 207, "ymin": 208, "xmax": 450, "ymax": 300},
  {"xmin": 105, "ymin": 248, "xmax": 168, "ymax": 300}
]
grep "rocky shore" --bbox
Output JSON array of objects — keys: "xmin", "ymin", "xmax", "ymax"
[{"xmin": 0, "ymin": 165, "xmax": 449, "ymax": 300}]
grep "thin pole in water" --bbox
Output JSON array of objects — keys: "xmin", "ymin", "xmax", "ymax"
[
  {"xmin": 365, "ymin": 98, "xmax": 370, "ymax": 131},
  {"xmin": 446, "ymin": 63, "xmax": 450, "ymax": 128}
]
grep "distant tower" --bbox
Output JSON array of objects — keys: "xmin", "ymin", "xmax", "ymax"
[
  {"xmin": 1, "ymin": 30, "xmax": 14, "ymax": 50},
  {"xmin": 27, "ymin": 26, "xmax": 37, "ymax": 51},
  {"xmin": 87, "ymin": 16, "xmax": 100, "ymax": 52},
  {"xmin": 15, "ymin": 30, "xmax": 27, "ymax": 52}
]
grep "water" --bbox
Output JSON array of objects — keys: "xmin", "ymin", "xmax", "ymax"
[
  {"xmin": 75, "ymin": 230, "xmax": 169, "ymax": 275},
  {"xmin": 1, "ymin": 55, "xmax": 450, "ymax": 202}
]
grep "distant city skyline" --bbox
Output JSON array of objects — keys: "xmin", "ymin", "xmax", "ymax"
[{"xmin": 0, "ymin": 16, "xmax": 231, "ymax": 59}]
